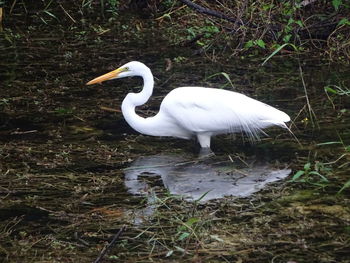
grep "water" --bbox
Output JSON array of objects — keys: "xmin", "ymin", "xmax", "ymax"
[{"xmin": 124, "ymin": 153, "xmax": 291, "ymax": 202}]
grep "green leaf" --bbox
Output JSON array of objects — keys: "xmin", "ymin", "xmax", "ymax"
[
  {"xmin": 338, "ymin": 18, "xmax": 350, "ymax": 26},
  {"xmin": 291, "ymin": 170, "xmax": 305, "ymax": 181},
  {"xmin": 304, "ymin": 162, "xmax": 311, "ymax": 171},
  {"xmin": 162, "ymin": 14, "xmax": 171, "ymax": 20},
  {"xmin": 338, "ymin": 180, "xmax": 350, "ymax": 194},
  {"xmin": 262, "ymin": 43, "xmax": 298, "ymax": 65},
  {"xmin": 205, "ymin": 72, "xmax": 235, "ymax": 89},
  {"xmin": 244, "ymin": 40, "xmax": 254, "ymax": 49},
  {"xmin": 309, "ymin": 171, "xmax": 329, "ymax": 182},
  {"xmin": 262, "ymin": 4, "xmax": 274, "ymax": 11},
  {"xmin": 283, "ymin": 34, "xmax": 292, "ymax": 43},
  {"xmin": 185, "ymin": 217, "xmax": 200, "ymax": 228},
  {"xmin": 295, "ymin": 20, "xmax": 304, "ymax": 27},
  {"xmin": 196, "ymin": 40, "xmax": 205, "ymax": 46},
  {"xmin": 256, "ymin": 39, "xmax": 266, "ymax": 48},
  {"xmin": 287, "ymin": 17, "xmax": 294, "ymax": 25},
  {"xmin": 324, "ymin": 86, "xmax": 338, "ymax": 94},
  {"xmin": 220, "ymin": 73, "xmax": 234, "ymax": 88},
  {"xmin": 178, "ymin": 232, "xmax": 190, "ymax": 241},
  {"xmin": 195, "ymin": 190, "xmax": 211, "ymax": 202},
  {"xmin": 332, "ymin": 0, "xmax": 342, "ymax": 10},
  {"xmin": 187, "ymin": 27, "xmax": 196, "ymax": 37}
]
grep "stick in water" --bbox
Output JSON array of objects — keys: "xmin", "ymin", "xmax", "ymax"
[{"xmin": 93, "ymin": 225, "xmax": 126, "ymax": 263}]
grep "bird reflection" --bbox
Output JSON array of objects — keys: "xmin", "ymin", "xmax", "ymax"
[{"xmin": 124, "ymin": 153, "xmax": 290, "ymax": 202}]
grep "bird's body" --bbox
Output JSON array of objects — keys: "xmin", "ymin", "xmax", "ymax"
[{"xmin": 87, "ymin": 61, "xmax": 290, "ymax": 148}]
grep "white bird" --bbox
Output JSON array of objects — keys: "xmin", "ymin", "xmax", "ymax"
[{"xmin": 87, "ymin": 61, "xmax": 290, "ymax": 148}]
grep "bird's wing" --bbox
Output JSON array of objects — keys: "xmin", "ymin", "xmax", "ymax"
[{"xmin": 160, "ymin": 87, "xmax": 289, "ymax": 140}]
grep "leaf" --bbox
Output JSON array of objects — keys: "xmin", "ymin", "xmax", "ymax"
[
  {"xmin": 262, "ymin": 43, "xmax": 298, "ymax": 66},
  {"xmin": 256, "ymin": 39, "xmax": 266, "ymax": 48},
  {"xmin": 43, "ymin": 10, "xmax": 58, "ymax": 20},
  {"xmin": 220, "ymin": 72, "xmax": 234, "ymax": 89},
  {"xmin": 210, "ymin": 235, "xmax": 224, "ymax": 242},
  {"xmin": 196, "ymin": 40, "xmax": 205, "ymax": 47},
  {"xmin": 316, "ymin": 141, "xmax": 342, "ymax": 146},
  {"xmin": 162, "ymin": 14, "xmax": 171, "ymax": 20},
  {"xmin": 324, "ymin": 86, "xmax": 338, "ymax": 94},
  {"xmin": 338, "ymin": 18, "xmax": 350, "ymax": 26},
  {"xmin": 178, "ymin": 232, "xmax": 190, "ymax": 241},
  {"xmin": 262, "ymin": 3, "xmax": 274, "ymax": 11},
  {"xmin": 205, "ymin": 72, "xmax": 235, "ymax": 89},
  {"xmin": 291, "ymin": 170, "xmax": 305, "ymax": 181},
  {"xmin": 338, "ymin": 180, "xmax": 350, "ymax": 194},
  {"xmin": 283, "ymin": 34, "xmax": 292, "ymax": 43},
  {"xmin": 165, "ymin": 250, "xmax": 174, "ymax": 257},
  {"xmin": 187, "ymin": 27, "xmax": 196, "ymax": 38},
  {"xmin": 244, "ymin": 40, "xmax": 254, "ymax": 49},
  {"xmin": 295, "ymin": 20, "xmax": 304, "ymax": 27},
  {"xmin": 195, "ymin": 190, "xmax": 211, "ymax": 202},
  {"xmin": 185, "ymin": 217, "xmax": 199, "ymax": 227},
  {"xmin": 309, "ymin": 171, "xmax": 329, "ymax": 182},
  {"xmin": 287, "ymin": 17, "xmax": 294, "ymax": 25},
  {"xmin": 332, "ymin": 0, "xmax": 342, "ymax": 10},
  {"xmin": 174, "ymin": 246, "xmax": 185, "ymax": 253},
  {"xmin": 304, "ymin": 162, "xmax": 311, "ymax": 171}
]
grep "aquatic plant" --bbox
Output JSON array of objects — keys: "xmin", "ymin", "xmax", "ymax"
[{"xmin": 290, "ymin": 162, "xmax": 329, "ymax": 186}]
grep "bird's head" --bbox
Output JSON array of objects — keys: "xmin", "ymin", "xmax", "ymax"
[{"xmin": 86, "ymin": 61, "xmax": 148, "ymax": 85}]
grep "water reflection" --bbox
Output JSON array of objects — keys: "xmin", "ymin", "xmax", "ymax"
[{"xmin": 124, "ymin": 154, "xmax": 291, "ymax": 202}]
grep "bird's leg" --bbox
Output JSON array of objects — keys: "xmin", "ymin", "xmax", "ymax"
[
  {"xmin": 197, "ymin": 132, "xmax": 211, "ymax": 148},
  {"xmin": 198, "ymin": 147, "xmax": 215, "ymax": 159}
]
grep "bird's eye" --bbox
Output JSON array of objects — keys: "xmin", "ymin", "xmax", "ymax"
[{"xmin": 124, "ymin": 67, "xmax": 129, "ymax": 71}]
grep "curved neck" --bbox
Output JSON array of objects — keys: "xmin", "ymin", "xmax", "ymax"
[
  {"xmin": 129, "ymin": 69, "xmax": 154, "ymax": 106},
  {"xmin": 121, "ymin": 69, "xmax": 157, "ymax": 135}
]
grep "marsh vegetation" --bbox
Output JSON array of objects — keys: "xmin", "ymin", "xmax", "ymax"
[{"xmin": 0, "ymin": 1, "xmax": 349, "ymax": 262}]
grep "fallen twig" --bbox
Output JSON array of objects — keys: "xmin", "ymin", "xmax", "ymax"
[
  {"xmin": 99, "ymin": 106, "xmax": 121, "ymax": 113},
  {"xmin": 93, "ymin": 225, "xmax": 126, "ymax": 263},
  {"xmin": 10, "ymin": 130, "xmax": 38, "ymax": 135},
  {"xmin": 59, "ymin": 3, "xmax": 76, "ymax": 23}
]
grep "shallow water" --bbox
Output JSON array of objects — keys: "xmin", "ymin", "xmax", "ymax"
[{"xmin": 124, "ymin": 153, "xmax": 291, "ymax": 202}]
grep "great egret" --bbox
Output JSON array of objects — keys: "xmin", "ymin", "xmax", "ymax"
[{"xmin": 87, "ymin": 61, "xmax": 290, "ymax": 148}]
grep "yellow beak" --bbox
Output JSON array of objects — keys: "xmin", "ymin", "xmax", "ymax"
[{"xmin": 86, "ymin": 67, "xmax": 125, "ymax": 85}]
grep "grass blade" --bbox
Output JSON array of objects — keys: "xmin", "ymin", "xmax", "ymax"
[{"xmin": 261, "ymin": 43, "xmax": 297, "ymax": 66}]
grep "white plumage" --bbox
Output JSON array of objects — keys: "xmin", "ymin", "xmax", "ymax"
[{"xmin": 87, "ymin": 61, "xmax": 290, "ymax": 148}]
